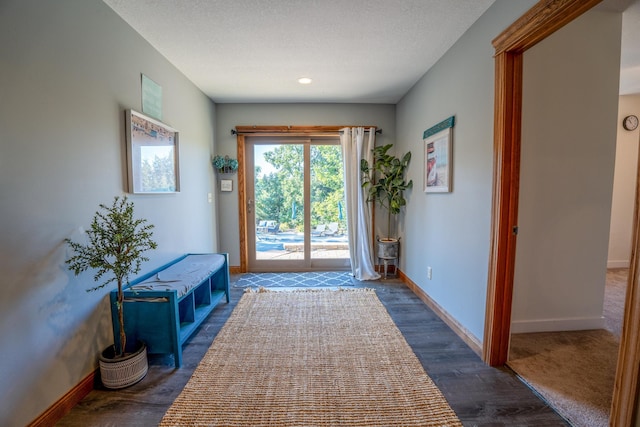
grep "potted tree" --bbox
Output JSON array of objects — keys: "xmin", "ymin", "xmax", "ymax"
[
  {"xmin": 361, "ymin": 144, "xmax": 413, "ymax": 274},
  {"xmin": 65, "ymin": 196, "xmax": 157, "ymax": 389}
]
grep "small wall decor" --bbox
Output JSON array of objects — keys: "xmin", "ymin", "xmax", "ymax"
[
  {"xmin": 212, "ymin": 155, "xmax": 238, "ymax": 174},
  {"xmin": 126, "ymin": 109, "xmax": 180, "ymax": 194},
  {"xmin": 423, "ymin": 116, "xmax": 454, "ymax": 193},
  {"xmin": 220, "ymin": 179, "xmax": 233, "ymax": 192},
  {"xmin": 141, "ymin": 74, "xmax": 162, "ymax": 120}
]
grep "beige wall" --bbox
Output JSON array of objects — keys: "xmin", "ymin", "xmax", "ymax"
[
  {"xmin": 608, "ymin": 94, "xmax": 640, "ymax": 268},
  {"xmin": 512, "ymin": 10, "xmax": 622, "ymax": 333}
]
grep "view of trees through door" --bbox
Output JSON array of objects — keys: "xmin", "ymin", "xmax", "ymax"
[{"xmin": 247, "ymin": 138, "xmax": 350, "ymax": 271}]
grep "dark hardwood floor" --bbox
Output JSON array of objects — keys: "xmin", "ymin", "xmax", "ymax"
[{"xmin": 57, "ymin": 276, "xmax": 568, "ymax": 426}]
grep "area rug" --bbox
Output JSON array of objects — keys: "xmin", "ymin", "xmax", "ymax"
[
  {"xmin": 234, "ymin": 271, "xmax": 354, "ymax": 288},
  {"xmin": 159, "ymin": 288, "xmax": 462, "ymax": 426}
]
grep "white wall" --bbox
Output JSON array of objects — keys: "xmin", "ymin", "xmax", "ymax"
[
  {"xmin": 608, "ymin": 94, "xmax": 640, "ymax": 268},
  {"xmin": 395, "ymin": 0, "xmax": 537, "ymax": 342},
  {"xmin": 215, "ymin": 103, "xmax": 396, "ymax": 267},
  {"xmin": 0, "ymin": 1, "xmax": 217, "ymax": 425},
  {"xmin": 512, "ymin": 10, "xmax": 622, "ymax": 333}
]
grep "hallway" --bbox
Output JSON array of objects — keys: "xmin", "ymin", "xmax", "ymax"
[{"xmin": 58, "ymin": 276, "xmax": 567, "ymax": 425}]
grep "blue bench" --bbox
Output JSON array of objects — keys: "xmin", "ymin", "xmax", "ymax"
[{"xmin": 109, "ymin": 253, "xmax": 230, "ymax": 367}]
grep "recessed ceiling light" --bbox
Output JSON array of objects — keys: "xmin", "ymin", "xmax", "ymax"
[{"xmin": 298, "ymin": 77, "xmax": 313, "ymax": 85}]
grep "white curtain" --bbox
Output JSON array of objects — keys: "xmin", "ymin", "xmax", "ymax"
[{"xmin": 341, "ymin": 127, "xmax": 380, "ymax": 281}]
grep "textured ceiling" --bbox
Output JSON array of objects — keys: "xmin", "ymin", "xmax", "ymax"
[
  {"xmin": 102, "ymin": 0, "xmax": 495, "ymax": 103},
  {"xmin": 103, "ymin": 0, "xmax": 640, "ymax": 103}
]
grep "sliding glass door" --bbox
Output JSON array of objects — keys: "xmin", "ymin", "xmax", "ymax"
[{"xmin": 246, "ymin": 137, "xmax": 350, "ymax": 271}]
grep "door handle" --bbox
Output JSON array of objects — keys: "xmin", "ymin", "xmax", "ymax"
[{"xmin": 248, "ymin": 198, "xmax": 253, "ymax": 214}]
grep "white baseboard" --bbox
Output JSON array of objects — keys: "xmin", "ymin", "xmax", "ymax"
[
  {"xmin": 608, "ymin": 260, "xmax": 630, "ymax": 269},
  {"xmin": 511, "ymin": 316, "xmax": 605, "ymax": 334}
]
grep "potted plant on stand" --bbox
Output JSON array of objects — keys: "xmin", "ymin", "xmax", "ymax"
[
  {"xmin": 65, "ymin": 196, "xmax": 157, "ymax": 389},
  {"xmin": 361, "ymin": 144, "xmax": 413, "ymax": 278}
]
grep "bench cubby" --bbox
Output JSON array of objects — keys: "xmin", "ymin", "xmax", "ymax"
[{"xmin": 109, "ymin": 253, "xmax": 230, "ymax": 367}]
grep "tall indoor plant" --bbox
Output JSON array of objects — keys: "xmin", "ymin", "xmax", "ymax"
[
  {"xmin": 65, "ymin": 196, "xmax": 157, "ymax": 388},
  {"xmin": 361, "ymin": 144, "xmax": 412, "ymax": 277},
  {"xmin": 361, "ymin": 143, "xmax": 413, "ymax": 240}
]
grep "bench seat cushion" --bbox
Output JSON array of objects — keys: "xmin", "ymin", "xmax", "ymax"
[{"xmin": 130, "ymin": 254, "xmax": 226, "ymax": 298}]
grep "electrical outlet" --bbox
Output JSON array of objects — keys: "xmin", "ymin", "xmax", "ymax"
[
  {"xmin": 427, "ymin": 266, "xmax": 432, "ymax": 280},
  {"xmin": 207, "ymin": 192, "xmax": 213, "ymax": 203}
]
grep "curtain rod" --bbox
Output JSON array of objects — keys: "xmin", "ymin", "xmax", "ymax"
[
  {"xmin": 231, "ymin": 126, "xmax": 382, "ymax": 136},
  {"xmin": 339, "ymin": 128, "xmax": 382, "ymax": 134}
]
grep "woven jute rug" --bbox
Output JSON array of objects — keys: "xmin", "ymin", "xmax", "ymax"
[{"xmin": 160, "ymin": 288, "xmax": 462, "ymax": 426}]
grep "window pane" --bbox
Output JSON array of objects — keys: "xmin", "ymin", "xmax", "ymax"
[
  {"xmin": 310, "ymin": 145, "xmax": 348, "ymax": 259},
  {"xmin": 254, "ymin": 144, "xmax": 304, "ymax": 260}
]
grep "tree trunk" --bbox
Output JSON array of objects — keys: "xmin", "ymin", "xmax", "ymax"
[{"xmin": 117, "ymin": 278, "xmax": 126, "ymax": 357}]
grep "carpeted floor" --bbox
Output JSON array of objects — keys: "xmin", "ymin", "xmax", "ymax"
[
  {"xmin": 234, "ymin": 271, "xmax": 354, "ymax": 288},
  {"xmin": 508, "ymin": 268, "xmax": 628, "ymax": 427},
  {"xmin": 159, "ymin": 288, "xmax": 462, "ymax": 426}
]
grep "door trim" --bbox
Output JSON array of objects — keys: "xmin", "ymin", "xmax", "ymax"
[
  {"xmin": 484, "ymin": 0, "xmax": 640, "ymax": 425},
  {"xmin": 234, "ymin": 125, "xmax": 377, "ymax": 136},
  {"xmin": 237, "ymin": 134, "xmax": 248, "ymax": 273},
  {"xmin": 236, "ymin": 126, "xmax": 365, "ymax": 272},
  {"xmin": 484, "ymin": 0, "xmax": 602, "ymax": 364},
  {"xmin": 611, "ymin": 148, "xmax": 640, "ymax": 425}
]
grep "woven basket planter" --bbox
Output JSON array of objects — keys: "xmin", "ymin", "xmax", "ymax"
[{"xmin": 99, "ymin": 341, "xmax": 148, "ymax": 389}]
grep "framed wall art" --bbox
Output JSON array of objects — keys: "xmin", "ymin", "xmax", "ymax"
[
  {"xmin": 126, "ymin": 109, "xmax": 180, "ymax": 194},
  {"xmin": 423, "ymin": 116, "xmax": 454, "ymax": 193}
]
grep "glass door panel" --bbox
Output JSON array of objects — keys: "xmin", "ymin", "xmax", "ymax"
[
  {"xmin": 253, "ymin": 143, "xmax": 305, "ymax": 262},
  {"xmin": 246, "ymin": 137, "xmax": 350, "ymax": 271},
  {"xmin": 310, "ymin": 145, "xmax": 348, "ymax": 260}
]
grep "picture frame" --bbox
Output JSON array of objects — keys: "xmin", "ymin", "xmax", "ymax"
[
  {"xmin": 423, "ymin": 117, "xmax": 454, "ymax": 193},
  {"xmin": 220, "ymin": 179, "xmax": 233, "ymax": 192},
  {"xmin": 125, "ymin": 109, "xmax": 180, "ymax": 194}
]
